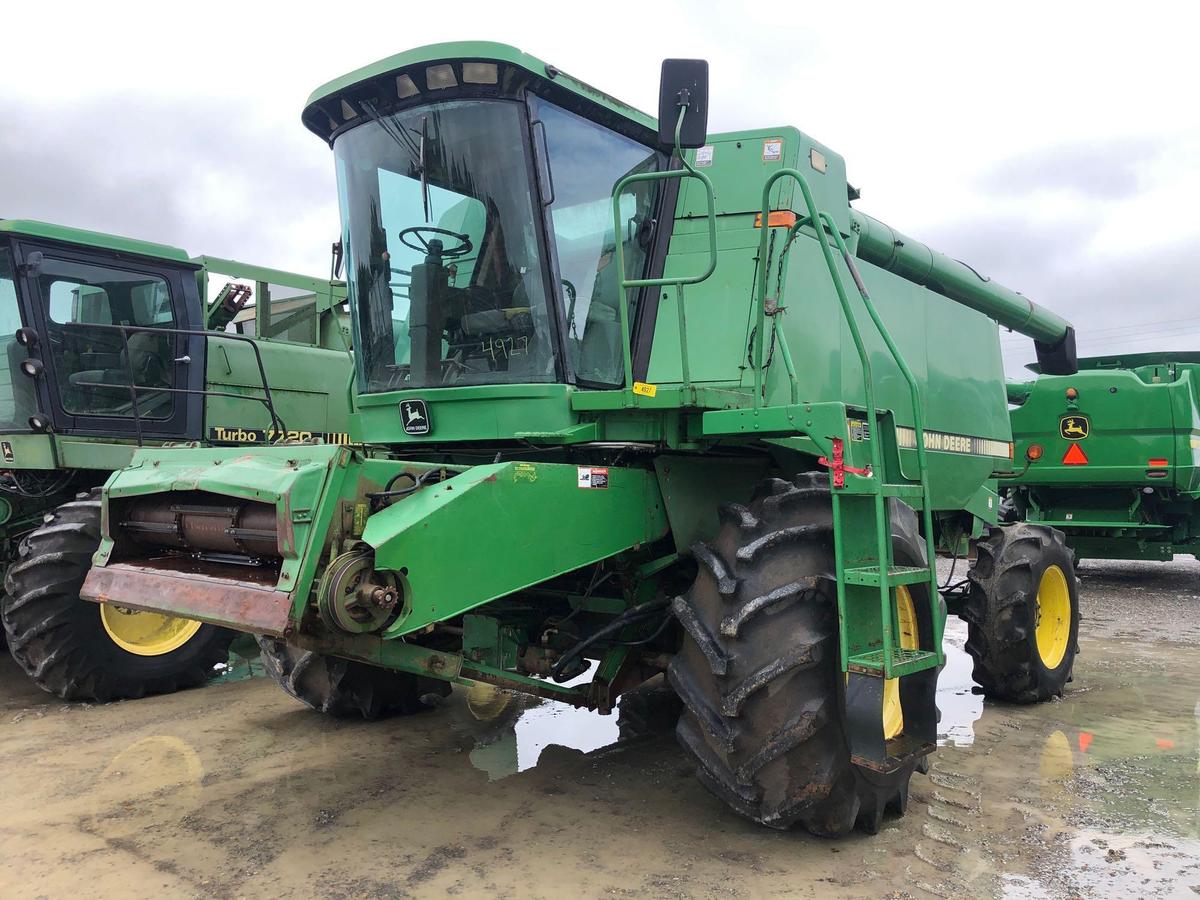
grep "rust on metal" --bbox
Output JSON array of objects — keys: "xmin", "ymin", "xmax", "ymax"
[{"xmin": 81, "ymin": 563, "xmax": 292, "ymax": 635}]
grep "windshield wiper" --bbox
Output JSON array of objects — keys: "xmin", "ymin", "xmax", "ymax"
[
  {"xmin": 419, "ymin": 115, "xmax": 431, "ymax": 223},
  {"xmin": 358, "ymin": 101, "xmax": 433, "ymax": 225}
]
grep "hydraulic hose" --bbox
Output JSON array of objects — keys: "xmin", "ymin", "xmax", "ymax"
[{"xmin": 550, "ymin": 596, "xmax": 672, "ymax": 682}]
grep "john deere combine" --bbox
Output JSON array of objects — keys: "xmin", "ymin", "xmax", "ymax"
[
  {"xmin": 0, "ymin": 219, "xmax": 353, "ymax": 700},
  {"xmin": 81, "ymin": 44, "xmax": 1081, "ymax": 834},
  {"xmin": 1005, "ymin": 353, "xmax": 1200, "ymax": 561}
]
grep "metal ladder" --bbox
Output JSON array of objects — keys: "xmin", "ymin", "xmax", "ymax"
[{"xmin": 752, "ymin": 172, "xmax": 943, "ymax": 766}]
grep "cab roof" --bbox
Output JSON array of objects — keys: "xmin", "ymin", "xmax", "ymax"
[
  {"xmin": 303, "ymin": 41, "xmax": 657, "ymax": 144},
  {"xmin": 0, "ymin": 219, "xmax": 192, "ymax": 264}
]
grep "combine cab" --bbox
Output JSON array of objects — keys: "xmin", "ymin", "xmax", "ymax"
[
  {"xmin": 0, "ymin": 220, "xmax": 353, "ymax": 700},
  {"xmin": 83, "ymin": 44, "xmax": 1082, "ymax": 833}
]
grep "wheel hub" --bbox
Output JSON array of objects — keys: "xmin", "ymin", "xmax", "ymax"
[
  {"xmin": 99, "ymin": 604, "xmax": 204, "ymax": 656},
  {"xmin": 1034, "ymin": 564, "xmax": 1071, "ymax": 669}
]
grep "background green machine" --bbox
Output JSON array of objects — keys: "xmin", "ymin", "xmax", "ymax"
[
  {"xmin": 0, "ymin": 219, "xmax": 353, "ymax": 701},
  {"xmin": 1005, "ymin": 353, "xmax": 1200, "ymax": 560},
  {"xmin": 83, "ymin": 44, "xmax": 1082, "ymax": 835}
]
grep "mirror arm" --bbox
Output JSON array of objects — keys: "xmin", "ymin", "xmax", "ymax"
[{"xmin": 673, "ymin": 105, "xmax": 701, "ymax": 179}]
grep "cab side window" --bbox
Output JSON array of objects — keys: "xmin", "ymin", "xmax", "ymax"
[
  {"xmin": 37, "ymin": 257, "xmax": 177, "ymax": 419},
  {"xmin": 0, "ymin": 247, "xmax": 33, "ymax": 430}
]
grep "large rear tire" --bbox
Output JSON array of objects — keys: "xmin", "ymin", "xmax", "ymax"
[
  {"xmin": 1, "ymin": 492, "xmax": 233, "ymax": 701},
  {"xmin": 257, "ymin": 636, "xmax": 450, "ymax": 719},
  {"xmin": 963, "ymin": 523, "xmax": 1080, "ymax": 702},
  {"xmin": 669, "ymin": 473, "xmax": 935, "ymax": 835}
]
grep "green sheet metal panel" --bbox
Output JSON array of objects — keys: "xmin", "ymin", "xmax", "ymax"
[{"xmin": 363, "ymin": 461, "xmax": 669, "ymax": 635}]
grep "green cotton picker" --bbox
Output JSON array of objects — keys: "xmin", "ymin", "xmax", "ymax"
[{"xmin": 80, "ymin": 44, "xmax": 1081, "ymax": 835}]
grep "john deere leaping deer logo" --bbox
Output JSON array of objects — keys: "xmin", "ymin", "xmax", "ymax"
[
  {"xmin": 400, "ymin": 399, "xmax": 431, "ymax": 436},
  {"xmin": 1059, "ymin": 414, "xmax": 1090, "ymax": 441}
]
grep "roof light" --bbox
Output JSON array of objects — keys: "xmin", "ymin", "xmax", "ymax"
[
  {"xmin": 463, "ymin": 62, "xmax": 498, "ymax": 85},
  {"xmin": 19, "ymin": 358, "xmax": 43, "ymax": 378},
  {"xmin": 426, "ymin": 64, "xmax": 458, "ymax": 90},
  {"xmin": 340, "ymin": 100, "xmax": 357, "ymax": 121},
  {"xmin": 396, "ymin": 74, "xmax": 419, "ymax": 99}
]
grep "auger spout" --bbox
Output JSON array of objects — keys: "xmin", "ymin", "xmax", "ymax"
[{"xmin": 850, "ymin": 210, "xmax": 1076, "ymax": 374}]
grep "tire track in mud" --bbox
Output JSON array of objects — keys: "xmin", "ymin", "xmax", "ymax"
[{"xmin": 906, "ymin": 759, "xmax": 997, "ymax": 897}]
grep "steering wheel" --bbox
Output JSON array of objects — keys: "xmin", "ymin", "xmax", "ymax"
[{"xmin": 397, "ymin": 226, "xmax": 473, "ymax": 259}]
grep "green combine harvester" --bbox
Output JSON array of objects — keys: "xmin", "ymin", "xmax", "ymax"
[
  {"xmin": 81, "ymin": 43, "xmax": 1082, "ymax": 834},
  {"xmin": 0, "ymin": 219, "xmax": 353, "ymax": 701},
  {"xmin": 1005, "ymin": 353, "xmax": 1200, "ymax": 561}
]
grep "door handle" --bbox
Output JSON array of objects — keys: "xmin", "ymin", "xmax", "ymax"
[{"xmin": 174, "ymin": 355, "xmax": 191, "ymax": 364}]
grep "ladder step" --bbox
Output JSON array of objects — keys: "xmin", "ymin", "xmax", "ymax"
[
  {"xmin": 848, "ymin": 648, "xmax": 939, "ymax": 678},
  {"xmin": 881, "ymin": 483, "xmax": 925, "ymax": 500},
  {"xmin": 834, "ymin": 482, "xmax": 926, "ymax": 507},
  {"xmin": 843, "ymin": 565, "xmax": 931, "ymax": 587}
]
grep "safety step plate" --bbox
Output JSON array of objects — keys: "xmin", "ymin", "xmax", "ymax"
[
  {"xmin": 848, "ymin": 648, "xmax": 939, "ymax": 677},
  {"xmin": 843, "ymin": 565, "xmax": 931, "ymax": 587}
]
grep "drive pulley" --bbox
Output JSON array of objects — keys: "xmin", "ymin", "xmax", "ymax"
[{"xmin": 317, "ymin": 548, "xmax": 406, "ymax": 634}]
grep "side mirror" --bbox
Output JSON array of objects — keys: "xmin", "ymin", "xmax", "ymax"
[
  {"xmin": 19, "ymin": 250, "xmax": 44, "ymax": 277},
  {"xmin": 657, "ymin": 59, "xmax": 709, "ymax": 150}
]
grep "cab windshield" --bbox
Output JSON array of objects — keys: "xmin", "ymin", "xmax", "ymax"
[
  {"xmin": 335, "ymin": 96, "xmax": 666, "ymax": 392},
  {"xmin": 336, "ymin": 99, "xmax": 554, "ymax": 391}
]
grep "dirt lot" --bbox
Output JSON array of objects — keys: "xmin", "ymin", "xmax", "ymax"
[{"xmin": 2, "ymin": 558, "xmax": 1198, "ymax": 899}]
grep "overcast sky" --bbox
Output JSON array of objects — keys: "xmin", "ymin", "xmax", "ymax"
[{"xmin": 3, "ymin": 1, "xmax": 1196, "ymax": 374}]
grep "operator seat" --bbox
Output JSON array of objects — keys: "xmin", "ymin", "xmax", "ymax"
[{"xmin": 68, "ymin": 330, "xmax": 169, "ymax": 409}]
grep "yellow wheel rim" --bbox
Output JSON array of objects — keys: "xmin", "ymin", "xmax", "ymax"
[
  {"xmin": 465, "ymin": 681, "xmax": 516, "ymax": 722},
  {"xmin": 100, "ymin": 604, "xmax": 204, "ymax": 657},
  {"xmin": 1039, "ymin": 729, "xmax": 1074, "ymax": 784},
  {"xmin": 882, "ymin": 586, "xmax": 920, "ymax": 740},
  {"xmin": 1034, "ymin": 564, "xmax": 1071, "ymax": 669}
]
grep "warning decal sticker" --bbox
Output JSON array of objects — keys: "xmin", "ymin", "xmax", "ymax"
[{"xmin": 577, "ymin": 466, "xmax": 610, "ymax": 489}]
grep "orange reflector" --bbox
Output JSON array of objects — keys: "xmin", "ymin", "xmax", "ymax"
[
  {"xmin": 1026, "ymin": 443, "xmax": 1044, "ymax": 461},
  {"xmin": 1156, "ymin": 738, "xmax": 1175, "ymax": 750},
  {"xmin": 1148, "ymin": 458, "xmax": 1168, "ymax": 467},
  {"xmin": 754, "ymin": 210, "xmax": 798, "ymax": 228},
  {"xmin": 1063, "ymin": 443, "xmax": 1089, "ymax": 465},
  {"xmin": 1079, "ymin": 731, "xmax": 1093, "ymax": 753}
]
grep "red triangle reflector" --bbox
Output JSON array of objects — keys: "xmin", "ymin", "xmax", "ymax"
[{"xmin": 1063, "ymin": 443, "xmax": 1089, "ymax": 465}]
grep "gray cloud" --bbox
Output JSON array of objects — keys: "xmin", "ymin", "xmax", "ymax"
[
  {"xmin": 922, "ymin": 203, "xmax": 1199, "ymax": 374},
  {"xmin": 975, "ymin": 137, "xmax": 1164, "ymax": 200},
  {"xmin": 0, "ymin": 96, "xmax": 338, "ymax": 275}
]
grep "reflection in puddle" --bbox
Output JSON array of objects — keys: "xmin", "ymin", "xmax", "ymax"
[
  {"xmin": 455, "ymin": 621, "xmax": 985, "ymax": 783},
  {"xmin": 937, "ymin": 617, "xmax": 985, "ymax": 746},
  {"xmin": 210, "ymin": 634, "xmax": 265, "ymax": 684},
  {"xmin": 454, "ymin": 676, "xmax": 681, "ymax": 781},
  {"xmin": 1003, "ymin": 829, "xmax": 1200, "ymax": 897},
  {"xmin": 1067, "ymin": 829, "xmax": 1200, "ymax": 896}
]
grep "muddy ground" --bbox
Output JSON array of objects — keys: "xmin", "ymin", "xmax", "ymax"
[{"xmin": 2, "ymin": 558, "xmax": 1198, "ymax": 899}]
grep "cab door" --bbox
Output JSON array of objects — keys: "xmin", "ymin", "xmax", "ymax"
[{"xmin": 13, "ymin": 240, "xmax": 205, "ymax": 440}]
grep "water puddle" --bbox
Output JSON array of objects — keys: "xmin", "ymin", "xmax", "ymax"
[
  {"xmin": 450, "ymin": 673, "xmax": 685, "ymax": 781},
  {"xmin": 937, "ymin": 617, "xmax": 985, "ymax": 746},
  {"xmin": 452, "ymin": 623, "xmax": 985, "ymax": 782},
  {"xmin": 209, "ymin": 634, "xmax": 265, "ymax": 684}
]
